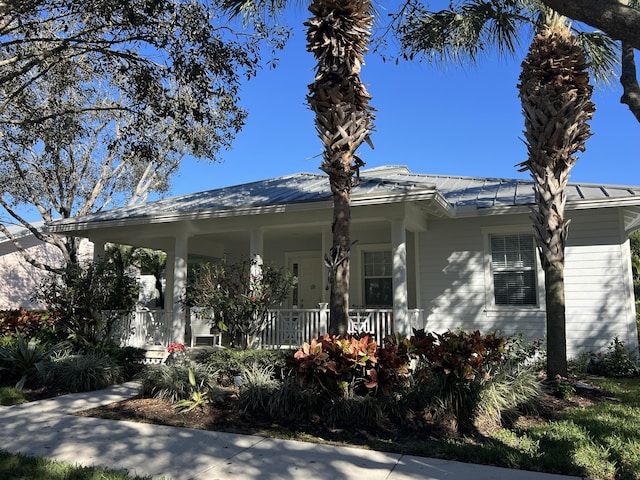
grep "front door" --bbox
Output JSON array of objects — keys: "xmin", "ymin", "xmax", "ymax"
[{"xmin": 288, "ymin": 254, "xmax": 324, "ymax": 309}]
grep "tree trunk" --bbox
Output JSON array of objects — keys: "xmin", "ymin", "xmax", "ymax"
[
  {"xmin": 540, "ymin": 0, "xmax": 640, "ymax": 51},
  {"xmin": 545, "ymin": 266, "xmax": 568, "ymax": 378},
  {"xmin": 328, "ymin": 180, "xmax": 351, "ymax": 335},
  {"xmin": 621, "ymin": 41, "xmax": 640, "ymax": 122}
]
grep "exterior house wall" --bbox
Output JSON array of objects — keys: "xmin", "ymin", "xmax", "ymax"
[
  {"xmin": 0, "ymin": 243, "xmax": 60, "ymax": 309},
  {"xmin": 419, "ymin": 207, "xmax": 638, "ymax": 357}
]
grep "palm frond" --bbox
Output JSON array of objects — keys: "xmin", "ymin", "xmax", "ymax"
[
  {"xmin": 576, "ymin": 31, "xmax": 621, "ymax": 86},
  {"xmin": 396, "ymin": 0, "xmax": 531, "ymax": 66},
  {"xmin": 219, "ymin": 0, "xmax": 297, "ymax": 22}
]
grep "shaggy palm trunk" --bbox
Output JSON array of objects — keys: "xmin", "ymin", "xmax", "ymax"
[
  {"xmin": 518, "ymin": 13, "xmax": 595, "ymax": 380},
  {"xmin": 306, "ymin": 0, "xmax": 375, "ymax": 335}
]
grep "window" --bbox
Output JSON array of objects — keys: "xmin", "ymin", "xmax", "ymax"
[
  {"xmin": 489, "ymin": 234, "xmax": 537, "ymax": 306},
  {"xmin": 363, "ymin": 250, "xmax": 392, "ymax": 306}
]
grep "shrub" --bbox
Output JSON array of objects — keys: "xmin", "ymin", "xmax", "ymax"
[
  {"xmin": 198, "ymin": 348, "xmax": 293, "ymax": 385},
  {"xmin": 0, "ymin": 331, "xmax": 68, "ymax": 389},
  {"xmin": 0, "ymin": 309, "xmax": 62, "ymax": 342},
  {"xmin": 34, "ymin": 259, "xmax": 139, "ymax": 349},
  {"xmin": 578, "ymin": 337, "xmax": 640, "ymax": 377},
  {"xmin": 409, "ymin": 329, "xmax": 512, "ymax": 433},
  {"xmin": 266, "ymin": 377, "xmax": 318, "ymax": 422},
  {"xmin": 0, "ymin": 386, "xmax": 29, "ymax": 405},
  {"xmin": 42, "ymin": 352, "xmax": 125, "ymax": 392},
  {"xmin": 236, "ymin": 364, "xmax": 279, "ymax": 416},
  {"xmin": 478, "ymin": 361, "xmax": 545, "ymax": 424},
  {"xmin": 185, "ymin": 257, "xmax": 294, "ymax": 349},
  {"xmin": 139, "ymin": 363, "xmax": 214, "ymax": 402},
  {"xmin": 173, "ymin": 368, "xmax": 212, "ymax": 413},
  {"xmin": 290, "ymin": 333, "xmax": 411, "ymax": 399},
  {"xmin": 103, "ymin": 345, "xmax": 147, "ymax": 380}
]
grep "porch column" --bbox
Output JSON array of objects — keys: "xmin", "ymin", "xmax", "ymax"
[
  {"xmin": 250, "ymin": 228, "xmax": 264, "ymax": 257},
  {"xmin": 392, "ymin": 219, "xmax": 409, "ymax": 337},
  {"xmin": 92, "ymin": 239, "xmax": 105, "ymax": 262},
  {"xmin": 169, "ymin": 233, "xmax": 189, "ymax": 345}
]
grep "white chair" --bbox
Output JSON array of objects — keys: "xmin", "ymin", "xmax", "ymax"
[{"xmin": 189, "ymin": 310, "xmax": 222, "ymax": 347}]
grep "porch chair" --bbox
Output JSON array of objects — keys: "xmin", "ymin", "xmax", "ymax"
[{"xmin": 189, "ymin": 315, "xmax": 222, "ymax": 348}]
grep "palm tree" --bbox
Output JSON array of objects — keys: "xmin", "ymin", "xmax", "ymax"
[
  {"xmin": 223, "ymin": 0, "xmax": 375, "ymax": 335},
  {"xmin": 517, "ymin": 10, "xmax": 595, "ymax": 378},
  {"xmin": 393, "ymin": 0, "xmax": 605, "ymax": 379},
  {"xmin": 306, "ymin": 0, "xmax": 375, "ymax": 334}
]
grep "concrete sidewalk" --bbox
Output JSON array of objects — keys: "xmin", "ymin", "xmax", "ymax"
[{"xmin": 0, "ymin": 382, "xmax": 582, "ymax": 480}]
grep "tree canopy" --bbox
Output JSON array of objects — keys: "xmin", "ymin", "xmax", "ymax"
[{"xmin": 0, "ymin": 0, "xmax": 281, "ymax": 271}]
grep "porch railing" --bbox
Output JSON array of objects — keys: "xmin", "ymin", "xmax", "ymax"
[
  {"xmin": 114, "ymin": 308, "xmax": 173, "ymax": 348},
  {"xmin": 115, "ymin": 307, "xmax": 425, "ymax": 350},
  {"xmin": 260, "ymin": 308, "xmax": 425, "ymax": 349}
]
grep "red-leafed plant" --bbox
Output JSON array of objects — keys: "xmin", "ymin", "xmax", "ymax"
[
  {"xmin": 409, "ymin": 328, "xmax": 508, "ymax": 433},
  {"xmin": 291, "ymin": 333, "xmax": 410, "ymax": 398},
  {"xmin": 0, "ymin": 309, "xmax": 59, "ymax": 340}
]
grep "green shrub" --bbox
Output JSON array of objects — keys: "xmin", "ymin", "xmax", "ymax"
[
  {"xmin": 577, "ymin": 337, "xmax": 640, "ymax": 377},
  {"xmin": 0, "ymin": 386, "xmax": 29, "ymax": 405},
  {"xmin": 0, "ymin": 331, "xmax": 68, "ymax": 389},
  {"xmin": 34, "ymin": 259, "xmax": 139, "ymax": 349},
  {"xmin": 173, "ymin": 368, "xmax": 212, "ymax": 413},
  {"xmin": 101, "ymin": 345, "xmax": 147, "ymax": 380},
  {"xmin": 266, "ymin": 377, "xmax": 318, "ymax": 422},
  {"xmin": 139, "ymin": 363, "xmax": 213, "ymax": 402},
  {"xmin": 42, "ymin": 352, "xmax": 125, "ymax": 392},
  {"xmin": 478, "ymin": 361, "xmax": 545, "ymax": 424},
  {"xmin": 198, "ymin": 348, "xmax": 293, "ymax": 385},
  {"xmin": 236, "ymin": 364, "xmax": 279, "ymax": 416}
]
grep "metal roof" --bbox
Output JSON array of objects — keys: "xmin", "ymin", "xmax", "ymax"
[{"xmin": 45, "ymin": 165, "xmax": 640, "ymax": 231}]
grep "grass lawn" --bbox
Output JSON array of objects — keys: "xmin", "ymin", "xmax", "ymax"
[
  {"xmin": 442, "ymin": 377, "xmax": 640, "ymax": 480},
  {"xmin": 0, "ymin": 450, "xmax": 153, "ymax": 480}
]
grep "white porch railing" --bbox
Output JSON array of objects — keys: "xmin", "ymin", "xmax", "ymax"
[
  {"xmin": 115, "ymin": 307, "xmax": 425, "ymax": 350},
  {"xmin": 260, "ymin": 308, "xmax": 425, "ymax": 349},
  {"xmin": 114, "ymin": 308, "xmax": 173, "ymax": 348}
]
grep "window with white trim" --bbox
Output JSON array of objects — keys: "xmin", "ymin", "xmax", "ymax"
[
  {"xmin": 363, "ymin": 250, "xmax": 392, "ymax": 306},
  {"xmin": 489, "ymin": 233, "xmax": 538, "ymax": 306}
]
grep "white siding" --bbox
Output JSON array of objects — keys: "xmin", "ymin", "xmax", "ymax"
[
  {"xmin": 419, "ymin": 208, "xmax": 638, "ymax": 357},
  {"xmin": 0, "ymin": 243, "xmax": 61, "ymax": 309}
]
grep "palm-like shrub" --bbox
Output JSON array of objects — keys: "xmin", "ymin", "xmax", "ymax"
[
  {"xmin": 140, "ymin": 363, "xmax": 214, "ymax": 402},
  {"xmin": 478, "ymin": 361, "xmax": 544, "ymax": 426},
  {"xmin": 43, "ymin": 352, "xmax": 125, "ymax": 392},
  {"xmin": 236, "ymin": 364, "xmax": 279, "ymax": 416},
  {"xmin": 0, "ymin": 332, "xmax": 68, "ymax": 389}
]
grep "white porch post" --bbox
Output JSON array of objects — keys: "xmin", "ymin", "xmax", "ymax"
[
  {"xmin": 169, "ymin": 234, "xmax": 189, "ymax": 345},
  {"xmin": 92, "ymin": 239, "xmax": 105, "ymax": 262},
  {"xmin": 250, "ymin": 228, "xmax": 264, "ymax": 257},
  {"xmin": 392, "ymin": 219, "xmax": 409, "ymax": 337}
]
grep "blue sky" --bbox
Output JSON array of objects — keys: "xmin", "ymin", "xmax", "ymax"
[{"xmin": 170, "ymin": 5, "xmax": 638, "ymax": 199}]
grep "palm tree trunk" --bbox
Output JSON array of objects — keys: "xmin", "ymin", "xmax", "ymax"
[
  {"xmin": 326, "ymin": 166, "xmax": 353, "ymax": 334},
  {"xmin": 306, "ymin": 0, "xmax": 375, "ymax": 335},
  {"xmin": 518, "ymin": 11, "xmax": 595, "ymax": 380},
  {"xmin": 545, "ymin": 266, "xmax": 567, "ymax": 378}
]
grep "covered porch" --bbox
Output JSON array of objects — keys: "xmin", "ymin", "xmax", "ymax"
[{"xmin": 46, "ymin": 168, "xmax": 449, "ymax": 348}]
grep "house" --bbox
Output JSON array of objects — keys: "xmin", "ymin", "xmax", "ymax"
[{"xmin": 45, "ymin": 165, "xmax": 640, "ymax": 356}]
